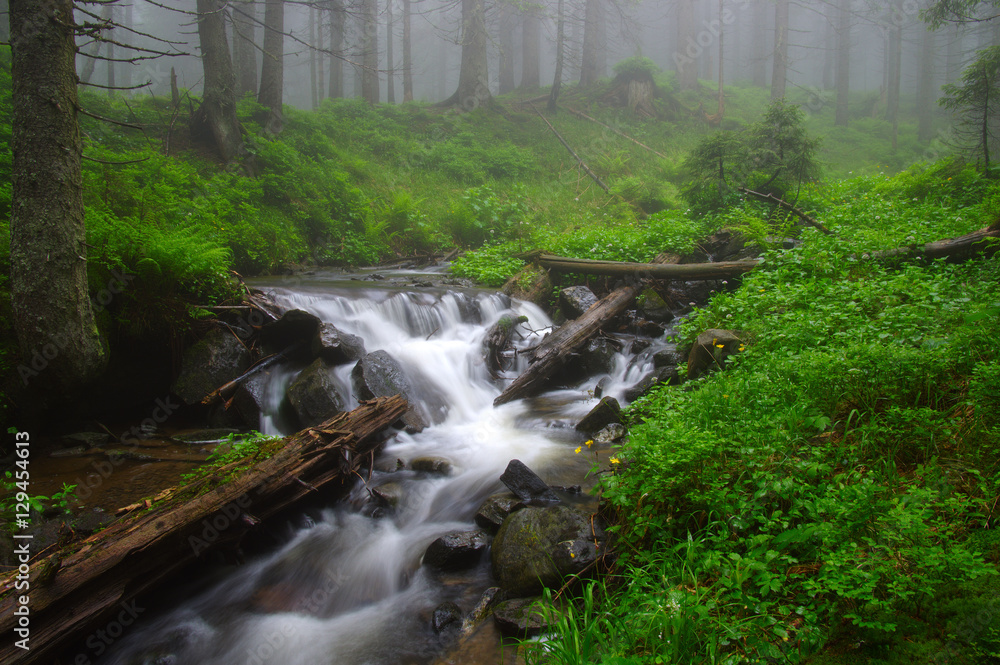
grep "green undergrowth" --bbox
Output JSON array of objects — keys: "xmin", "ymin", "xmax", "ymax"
[{"xmin": 525, "ymin": 163, "xmax": 1000, "ymax": 663}]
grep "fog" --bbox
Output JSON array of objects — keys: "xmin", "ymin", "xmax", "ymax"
[{"xmin": 62, "ymin": 0, "xmax": 998, "ymax": 118}]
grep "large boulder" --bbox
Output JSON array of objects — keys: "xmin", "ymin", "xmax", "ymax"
[
  {"xmin": 258, "ymin": 309, "xmax": 322, "ymax": 361},
  {"xmin": 491, "ymin": 505, "xmax": 605, "ymax": 597},
  {"xmin": 287, "ymin": 358, "xmax": 347, "ymax": 427},
  {"xmin": 311, "ymin": 322, "xmax": 366, "ymax": 365},
  {"xmin": 686, "ymin": 329, "xmax": 746, "ymax": 380},
  {"xmin": 351, "ymin": 350, "xmax": 430, "ymax": 432},
  {"xmin": 172, "ymin": 327, "xmax": 253, "ymax": 405},
  {"xmin": 559, "ymin": 285, "xmax": 598, "ymax": 319}
]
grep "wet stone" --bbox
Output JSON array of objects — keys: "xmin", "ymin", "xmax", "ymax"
[
  {"xmin": 432, "ymin": 602, "xmax": 463, "ymax": 633},
  {"xmin": 423, "ymin": 530, "xmax": 489, "ymax": 571},
  {"xmin": 499, "ymin": 459, "xmax": 559, "ymax": 503},
  {"xmin": 410, "ymin": 457, "xmax": 452, "ymax": 475},
  {"xmin": 575, "ymin": 396, "xmax": 622, "ymax": 433},
  {"xmin": 371, "ymin": 482, "xmax": 404, "ymax": 508},
  {"xmin": 474, "ymin": 493, "xmax": 524, "ymax": 534},
  {"xmin": 492, "ymin": 598, "xmax": 552, "ymax": 638},
  {"xmin": 593, "ymin": 423, "xmax": 627, "ymax": 443},
  {"xmin": 60, "ymin": 432, "xmax": 110, "ymax": 448}
]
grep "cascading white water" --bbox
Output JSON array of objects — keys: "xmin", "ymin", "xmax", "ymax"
[{"xmin": 99, "ymin": 273, "xmax": 674, "ymax": 665}]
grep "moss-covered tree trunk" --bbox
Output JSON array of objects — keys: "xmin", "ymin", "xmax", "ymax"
[
  {"xmin": 193, "ymin": 0, "xmax": 246, "ymax": 162},
  {"xmin": 9, "ymin": 0, "xmax": 107, "ymax": 392}
]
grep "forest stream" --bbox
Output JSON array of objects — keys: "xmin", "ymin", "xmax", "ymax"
[{"xmin": 85, "ymin": 265, "xmax": 677, "ymax": 665}]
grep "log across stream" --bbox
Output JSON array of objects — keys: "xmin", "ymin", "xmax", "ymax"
[{"xmin": 12, "ymin": 267, "xmax": 686, "ymax": 665}]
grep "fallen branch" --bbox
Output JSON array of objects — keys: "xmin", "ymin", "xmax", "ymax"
[
  {"xmin": 494, "ymin": 254, "xmax": 676, "ymax": 405},
  {"xmin": 0, "ymin": 396, "xmax": 408, "ymax": 665},
  {"xmin": 562, "ymin": 106, "xmax": 669, "ymax": 160},
  {"xmin": 739, "ymin": 187, "xmax": 834, "ymax": 236},
  {"xmin": 530, "ymin": 103, "xmax": 611, "ymax": 194}
]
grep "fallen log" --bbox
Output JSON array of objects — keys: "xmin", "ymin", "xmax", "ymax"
[
  {"xmin": 537, "ymin": 253, "xmax": 759, "ymax": 281},
  {"xmin": 530, "ymin": 102, "xmax": 611, "ymax": 194},
  {"xmin": 738, "ymin": 187, "xmax": 834, "ymax": 236},
  {"xmin": 494, "ymin": 255, "xmax": 676, "ymax": 406},
  {"xmin": 0, "ymin": 395, "xmax": 408, "ymax": 665}
]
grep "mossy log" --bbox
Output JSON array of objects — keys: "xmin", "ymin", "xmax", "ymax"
[{"xmin": 0, "ymin": 395, "xmax": 408, "ymax": 665}]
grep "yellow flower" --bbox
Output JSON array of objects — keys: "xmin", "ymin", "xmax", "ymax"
[
  {"xmin": 723, "ymin": 394, "xmax": 729, "ymax": 398},
  {"xmin": 574, "ymin": 446, "xmax": 582, "ymax": 454},
  {"xmin": 715, "ymin": 343, "xmax": 724, "ymax": 349},
  {"xmin": 570, "ymin": 552, "xmax": 576, "ymax": 558},
  {"xmin": 585, "ymin": 440, "xmax": 593, "ymax": 448},
  {"xmin": 609, "ymin": 456, "xmax": 620, "ymax": 465}
]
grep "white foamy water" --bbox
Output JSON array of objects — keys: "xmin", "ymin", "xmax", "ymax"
[{"xmin": 99, "ymin": 275, "xmax": 672, "ymax": 665}]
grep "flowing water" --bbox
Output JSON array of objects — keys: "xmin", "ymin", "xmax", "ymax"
[{"xmin": 98, "ymin": 268, "xmax": 676, "ymax": 665}]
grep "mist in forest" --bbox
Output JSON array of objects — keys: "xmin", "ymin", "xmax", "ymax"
[{"xmin": 67, "ymin": 0, "xmax": 998, "ymax": 116}]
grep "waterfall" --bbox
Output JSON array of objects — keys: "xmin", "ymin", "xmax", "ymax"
[{"xmin": 98, "ymin": 274, "xmax": 674, "ymax": 665}]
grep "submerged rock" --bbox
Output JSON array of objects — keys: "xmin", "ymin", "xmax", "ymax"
[
  {"xmin": 624, "ymin": 366, "xmax": 680, "ymax": 402},
  {"xmin": 410, "ymin": 457, "xmax": 452, "ymax": 475},
  {"xmin": 461, "ymin": 587, "xmax": 504, "ymax": 635},
  {"xmin": 171, "ymin": 327, "xmax": 253, "ymax": 405},
  {"xmin": 432, "ymin": 602, "xmax": 463, "ymax": 633},
  {"xmin": 287, "ymin": 358, "xmax": 347, "ymax": 427},
  {"xmin": 491, "ymin": 505, "xmax": 605, "ymax": 597},
  {"xmin": 60, "ymin": 432, "xmax": 110, "ymax": 448}
]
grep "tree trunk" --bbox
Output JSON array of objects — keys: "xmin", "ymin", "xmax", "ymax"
[
  {"xmin": 918, "ymin": 23, "xmax": 936, "ymax": 143},
  {"xmin": 402, "ymin": 0, "xmax": 413, "ymax": 100},
  {"xmin": 0, "ymin": 396, "xmax": 408, "ymax": 665},
  {"xmin": 360, "ymin": 0, "xmax": 379, "ymax": 103},
  {"xmin": 318, "ymin": 3, "xmax": 326, "ymax": 101},
  {"xmin": 122, "ymin": 0, "xmax": 133, "ymax": 91},
  {"xmin": 751, "ymin": 0, "xmax": 768, "ymax": 88},
  {"xmin": 258, "ymin": 0, "xmax": 285, "ymax": 133},
  {"xmin": 499, "ymin": 1, "xmax": 516, "ymax": 94},
  {"xmin": 77, "ymin": 4, "xmax": 109, "ymax": 86},
  {"xmin": 193, "ymin": 0, "xmax": 246, "ymax": 162},
  {"xmin": 834, "ymin": 0, "xmax": 850, "ymax": 126},
  {"xmin": 521, "ymin": 5, "xmax": 541, "ymax": 89},
  {"xmin": 8, "ymin": 0, "xmax": 107, "ymax": 393},
  {"xmin": 310, "ymin": 5, "xmax": 319, "ymax": 108},
  {"xmin": 443, "ymin": 0, "xmax": 490, "ymax": 109},
  {"xmin": 580, "ymin": 0, "xmax": 605, "ymax": 85},
  {"xmin": 822, "ymin": 10, "xmax": 834, "ymax": 90},
  {"xmin": 330, "ymin": 0, "xmax": 345, "ymax": 98},
  {"xmin": 548, "ymin": 0, "xmax": 565, "ymax": 112},
  {"xmin": 886, "ymin": 21, "xmax": 902, "ymax": 151},
  {"xmin": 771, "ymin": 0, "xmax": 788, "ymax": 99},
  {"xmin": 677, "ymin": 0, "xmax": 699, "ymax": 90},
  {"xmin": 106, "ymin": 2, "xmax": 115, "ymax": 96},
  {"xmin": 232, "ymin": 0, "xmax": 258, "ymax": 97},
  {"xmin": 387, "ymin": 0, "xmax": 395, "ymax": 103}
]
